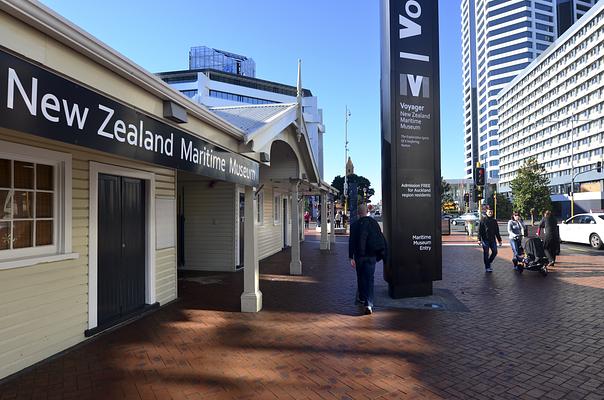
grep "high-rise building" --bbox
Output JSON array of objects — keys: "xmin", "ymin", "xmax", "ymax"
[
  {"xmin": 189, "ymin": 46, "xmax": 256, "ymax": 77},
  {"xmin": 498, "ymin": 2, "xmax": 604, "ymax": 218},
  {"xmin": 461, "ymin": 0, "xmax": 599, "ymax": 182}
]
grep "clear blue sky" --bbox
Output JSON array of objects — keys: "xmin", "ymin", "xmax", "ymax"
[{"xmin": 40, "ymin": 0, "xmax": 464, "ymax": 202}]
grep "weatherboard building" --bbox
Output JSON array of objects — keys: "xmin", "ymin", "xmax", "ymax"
[{"xmin": 0, "ymin": 0, "xmax": 336, "ymax": 381}]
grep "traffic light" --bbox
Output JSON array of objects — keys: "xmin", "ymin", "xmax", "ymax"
[
  {"xmin": 463, "ymin": 193, "xmax": 469, "ymax": 205},
  {"xmin": 476, "ymin": 167, "xmax": 485, "ymax": 186},
  {"xmin": 475, "ymin": 185, "xmax": 484, "ymax": 201},
  {"xmin": 597, "ymin": 161, "xmax": 602, "ymax": 173}
]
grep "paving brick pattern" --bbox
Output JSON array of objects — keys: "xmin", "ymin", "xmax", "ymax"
[{"xmin": 1, "ymin": 230, "xmax": 603, "ymax": 399}]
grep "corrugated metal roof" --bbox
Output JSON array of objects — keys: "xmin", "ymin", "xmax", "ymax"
[{"xmin": 209, "ymin": 103, "xmax": 296, "ymax": 134}]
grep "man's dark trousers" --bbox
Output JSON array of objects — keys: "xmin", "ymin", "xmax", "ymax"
[
  {"xmin": 482, "ymin": 240, "xmax": 498, "ymax": 268},
  {"xmin": 355, "ymin": 256, "xmax": 376, "ymax": 307}
]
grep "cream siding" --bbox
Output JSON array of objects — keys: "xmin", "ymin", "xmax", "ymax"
[
  {"xmin": 179, "ymin": 178, "xmax": 236, "ymax": 271},
  {"xmin": 156, "ymin": 248, "xmax": 177, "ymax": 305},
  {"xmin": 0, "ymin": 131, "xmax": 176, "ymax": 380},
  {"xmin": 257, "ymin": 186, "xmax": 287, "ymax": 260}
]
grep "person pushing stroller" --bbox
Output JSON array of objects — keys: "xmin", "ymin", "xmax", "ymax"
[{"xmin": 507, "ymin": 211, "xmax": 525, "ymax": 271}]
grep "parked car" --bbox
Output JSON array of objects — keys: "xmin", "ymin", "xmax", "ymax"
[
  {"xmin": 558, "ymin": 212, "xmax": 604, "ymax": 249},
  {"xmin": 451, "ymin": 212, "xmax": 480, "ymax": 226}
]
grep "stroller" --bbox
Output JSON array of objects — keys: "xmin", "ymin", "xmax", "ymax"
[{"xmin": 514, "ymin": 237, "xmax": 549, "ymax": 276}]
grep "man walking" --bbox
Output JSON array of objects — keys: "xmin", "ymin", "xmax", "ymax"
[
  {"xmin": 478, "ymin": 207, "xmax": 502, "ymax": 272},
  {"xmin": 349, "ymin": 204, "xmax": 384, "ymax": 315}
]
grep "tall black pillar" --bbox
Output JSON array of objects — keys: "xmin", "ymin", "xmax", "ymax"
[{"xmin": 380, "ymin": 0, "xmax": 442, "ymax": 298}]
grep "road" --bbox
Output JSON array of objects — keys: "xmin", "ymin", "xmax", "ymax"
[{"xmin": 449, "ymin": 221, "xmax": 604, "ymax": 256}]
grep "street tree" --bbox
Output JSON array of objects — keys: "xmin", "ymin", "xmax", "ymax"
[
  {"xmin": 510, "ymin": 158, "xmax": 552, "ymax": 224},
  {"xmin": 440, "ymin": 176, "xmax": 454, "ymax": 209},
  {"xmin": 486, "ymin": 193, "xmax": 513, "ymax": 220},
  {"xmin": 331, "ymin": 174, "xmax": 375, "ymax": 203}
]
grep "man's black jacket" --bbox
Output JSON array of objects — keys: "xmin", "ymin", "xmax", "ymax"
[
  {"xmin": 349, "ymin": 216, "xmax": 382, "ymax": 259},
  {"xmin": 479, "ymin": 216, "xmax": 502, "ymax": 243}
]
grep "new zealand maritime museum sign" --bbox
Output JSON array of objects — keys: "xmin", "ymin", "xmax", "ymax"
[
  {"xmin": 0, "ymin": 48, "xmax": 259, "ymax": 186},
  {"xmin": 380, "ymin": 0, "xmax": 442, "ymax": 298}
]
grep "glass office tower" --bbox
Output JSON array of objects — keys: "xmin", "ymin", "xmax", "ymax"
[{"xmin": 189, "ymin": 46, "xmax": 256, "ymax": 77}]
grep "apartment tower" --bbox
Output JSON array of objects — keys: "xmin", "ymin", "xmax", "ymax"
[{"xmin": 461, "ymin": 0, "xmax": 599, "ymax": 181}]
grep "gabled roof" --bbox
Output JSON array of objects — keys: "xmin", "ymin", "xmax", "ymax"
[
  {"xmin": 209, "ymin": 103, "xmax": 296, "ymax": 136},
  {"xmin": 208, "ymin": 103, "xmax": 335, "ymax": 193}
]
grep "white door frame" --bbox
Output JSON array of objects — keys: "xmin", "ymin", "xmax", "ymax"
[
  {"xmin": 235, "ymin": 185, "xmax": 245, "ymax": 268},
  {"xmin": 88, "ymin": 162, "xmax": 156, "ymax": 330}
]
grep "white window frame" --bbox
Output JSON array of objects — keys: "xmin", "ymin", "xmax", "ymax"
[
  {"xmin": 273, "ymin": 193, "xmax": 281, "ymax": 225},
  {"xmin": 256, "ymin": 191, "xmax": 264, "ymax": 225},
  {"xmin": 0, "ymin": 140, "xmax": 75, "ymax": 270}
]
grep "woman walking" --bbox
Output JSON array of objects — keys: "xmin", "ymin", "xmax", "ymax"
[
  {"xmin": 538, "ymin": 210, "xmax": 560, "ymax": 267},
  {"xmin": 507, "ymin": 211, "xmax": 525, "ymax": 270}
]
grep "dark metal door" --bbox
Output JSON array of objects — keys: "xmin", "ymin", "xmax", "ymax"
[
  {"xmin": 98, "ymin": 174, "xmax": 146, "ymax": 327},
  {"xmin": 283, "ymin": 198, "xmax": 288, "ymax": 248},
  {"xmin": 121, "ymin": 177, "xmax": 146, "ymax": 315},
  {"xmin": 98, "ymin": 174, "xmax": 122, "ymax": 325},
  {"xmin": 238, "ymin": 193, "xmax": 245, "ymax": 268}
]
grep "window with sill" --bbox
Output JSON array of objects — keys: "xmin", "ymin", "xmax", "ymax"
[{"xmin": 0, "ymin": 140, "xmax": 72, "ymax": 265}]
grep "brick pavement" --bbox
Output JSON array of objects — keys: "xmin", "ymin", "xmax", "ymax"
[{"xmin": 1, "ymin": 230, "xmax": 603, "ymax": 399}]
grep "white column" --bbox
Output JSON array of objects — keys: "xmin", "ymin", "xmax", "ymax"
[
  {"xmin": 320, "ymin": 192, "xmax": 330, "ymax": 251},
  {"xmin": 241, "ymin": 185, "xmax": 262, "ymax": 312},
  {"xmin": 290, "ymin": 182, "xmax": 302, "ymax": 275},
  {"xmin": 300, "ymin": 198, "xmax": 305, "ymax": 242},
  {"xmin": 330, "ymin": 198, "xmax": 336, "ymax": 244}
]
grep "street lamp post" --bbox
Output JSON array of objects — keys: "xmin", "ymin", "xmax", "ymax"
[{"xmin": 344, "ymin": 106, "xmax": 351, "ymax": 217}]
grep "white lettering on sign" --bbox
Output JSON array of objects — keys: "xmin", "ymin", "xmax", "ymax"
[
  {"xmin": 412, "ymin": 234, "xmax": 432, "ymax": 251},
  {"xmin": 7, "ymin": 67, "xmax": 89, "ymax": 129},
  {"xmin": 399, "ymin": 0, "xmax": 429, "ymax": 62},
  {"xmin": 0, "ymin": 58, "xmax": 259, "ymax": 185},
  {"xmin": 98, "ymin": 104, "xmax": 174, "ymax": 156},
  {"xmin": 180, "ymin": 138, "xmax": 226, "ymax": 172},
  {"xmin": 400, "ymin": 74, "xmax": 429, "ymax": 98}
]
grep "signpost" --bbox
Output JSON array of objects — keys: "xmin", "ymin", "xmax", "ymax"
[
  {"xmin": 380, "ymin": 0, "xmax": 441, "ymax": 297},
  {"xmin": 0, "ymin": 48, "xmax": 259, "ymax": 186}
]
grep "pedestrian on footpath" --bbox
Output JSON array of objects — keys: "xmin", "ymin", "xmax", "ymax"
[
  {"xmin": 478, "ymin": 207, "xmax": 502, "ymax": 272},
  {"xmin": 335, "ymin": 211, "xmax": 342, "ymax": 228},
  {"xmin": 507, "ymin": 211, "xmax": 525, "ymax": 270},
  {"xmin": 349, "ymin": 204, "xmax": 386, "ymax": 315},
  {"xmin": 304, "ymin": 211, "xmax": 310, "ymax": 229},
  {"xmin": 538, "ymin": 210, "xmax": 560, "ymax": 267}
]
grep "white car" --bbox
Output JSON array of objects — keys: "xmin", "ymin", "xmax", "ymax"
[
  {"xmin": 451, "ymin": 212, "xmax": 480, "ymax": 226},
  {"xmin": 558, "ymin": 213, "xmax": 604, "ymax": 249}
]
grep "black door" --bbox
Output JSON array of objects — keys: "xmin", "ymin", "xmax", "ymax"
[{"xmin": 98, "ymin": 174, "xmax": 146, "ymax": 327}]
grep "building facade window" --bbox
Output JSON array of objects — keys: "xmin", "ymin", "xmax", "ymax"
[
  {"xmin": 256, "ymin": 191, "xmax": 264, "ymax": 225},
  {"xmin": 273, "ymin": 194, "xmax": 281, "ymax": 224},
  {"xmin": 209, "ymin": 90, "xmax": 276, "ymax": 105},
  {"xmin": 180, "ymin": 89, "xmax": 198, "ymax": 98},
  {"xmin": 0, "ymin": 140, "xmax": 72, "ymax": 265}
]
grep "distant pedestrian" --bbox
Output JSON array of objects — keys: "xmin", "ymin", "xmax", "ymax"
[
  {"xmin": 538, "ymin": 210, "xmax": 560, "ymax": 267},
  {"xmin": 304, "ymin": 211, "xmax": 310, "ymax": 229},
  {"xmin": 317, "ymin": 211, "xmax": 321, "ymax": 227},
  {"xmin": 478, "ymin": 207, "xmax": 502, "ymax": 272},
  {"xmin": 349, "ymin": 204, "xmax": 386, "ymax": 315},
  {"xmin": 335, "ymin": 211, "xmax": 342, "ymax": 228},
  {"xmin": 507, "ymin": 211, "xmax": 525, "ymax": 270}
]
